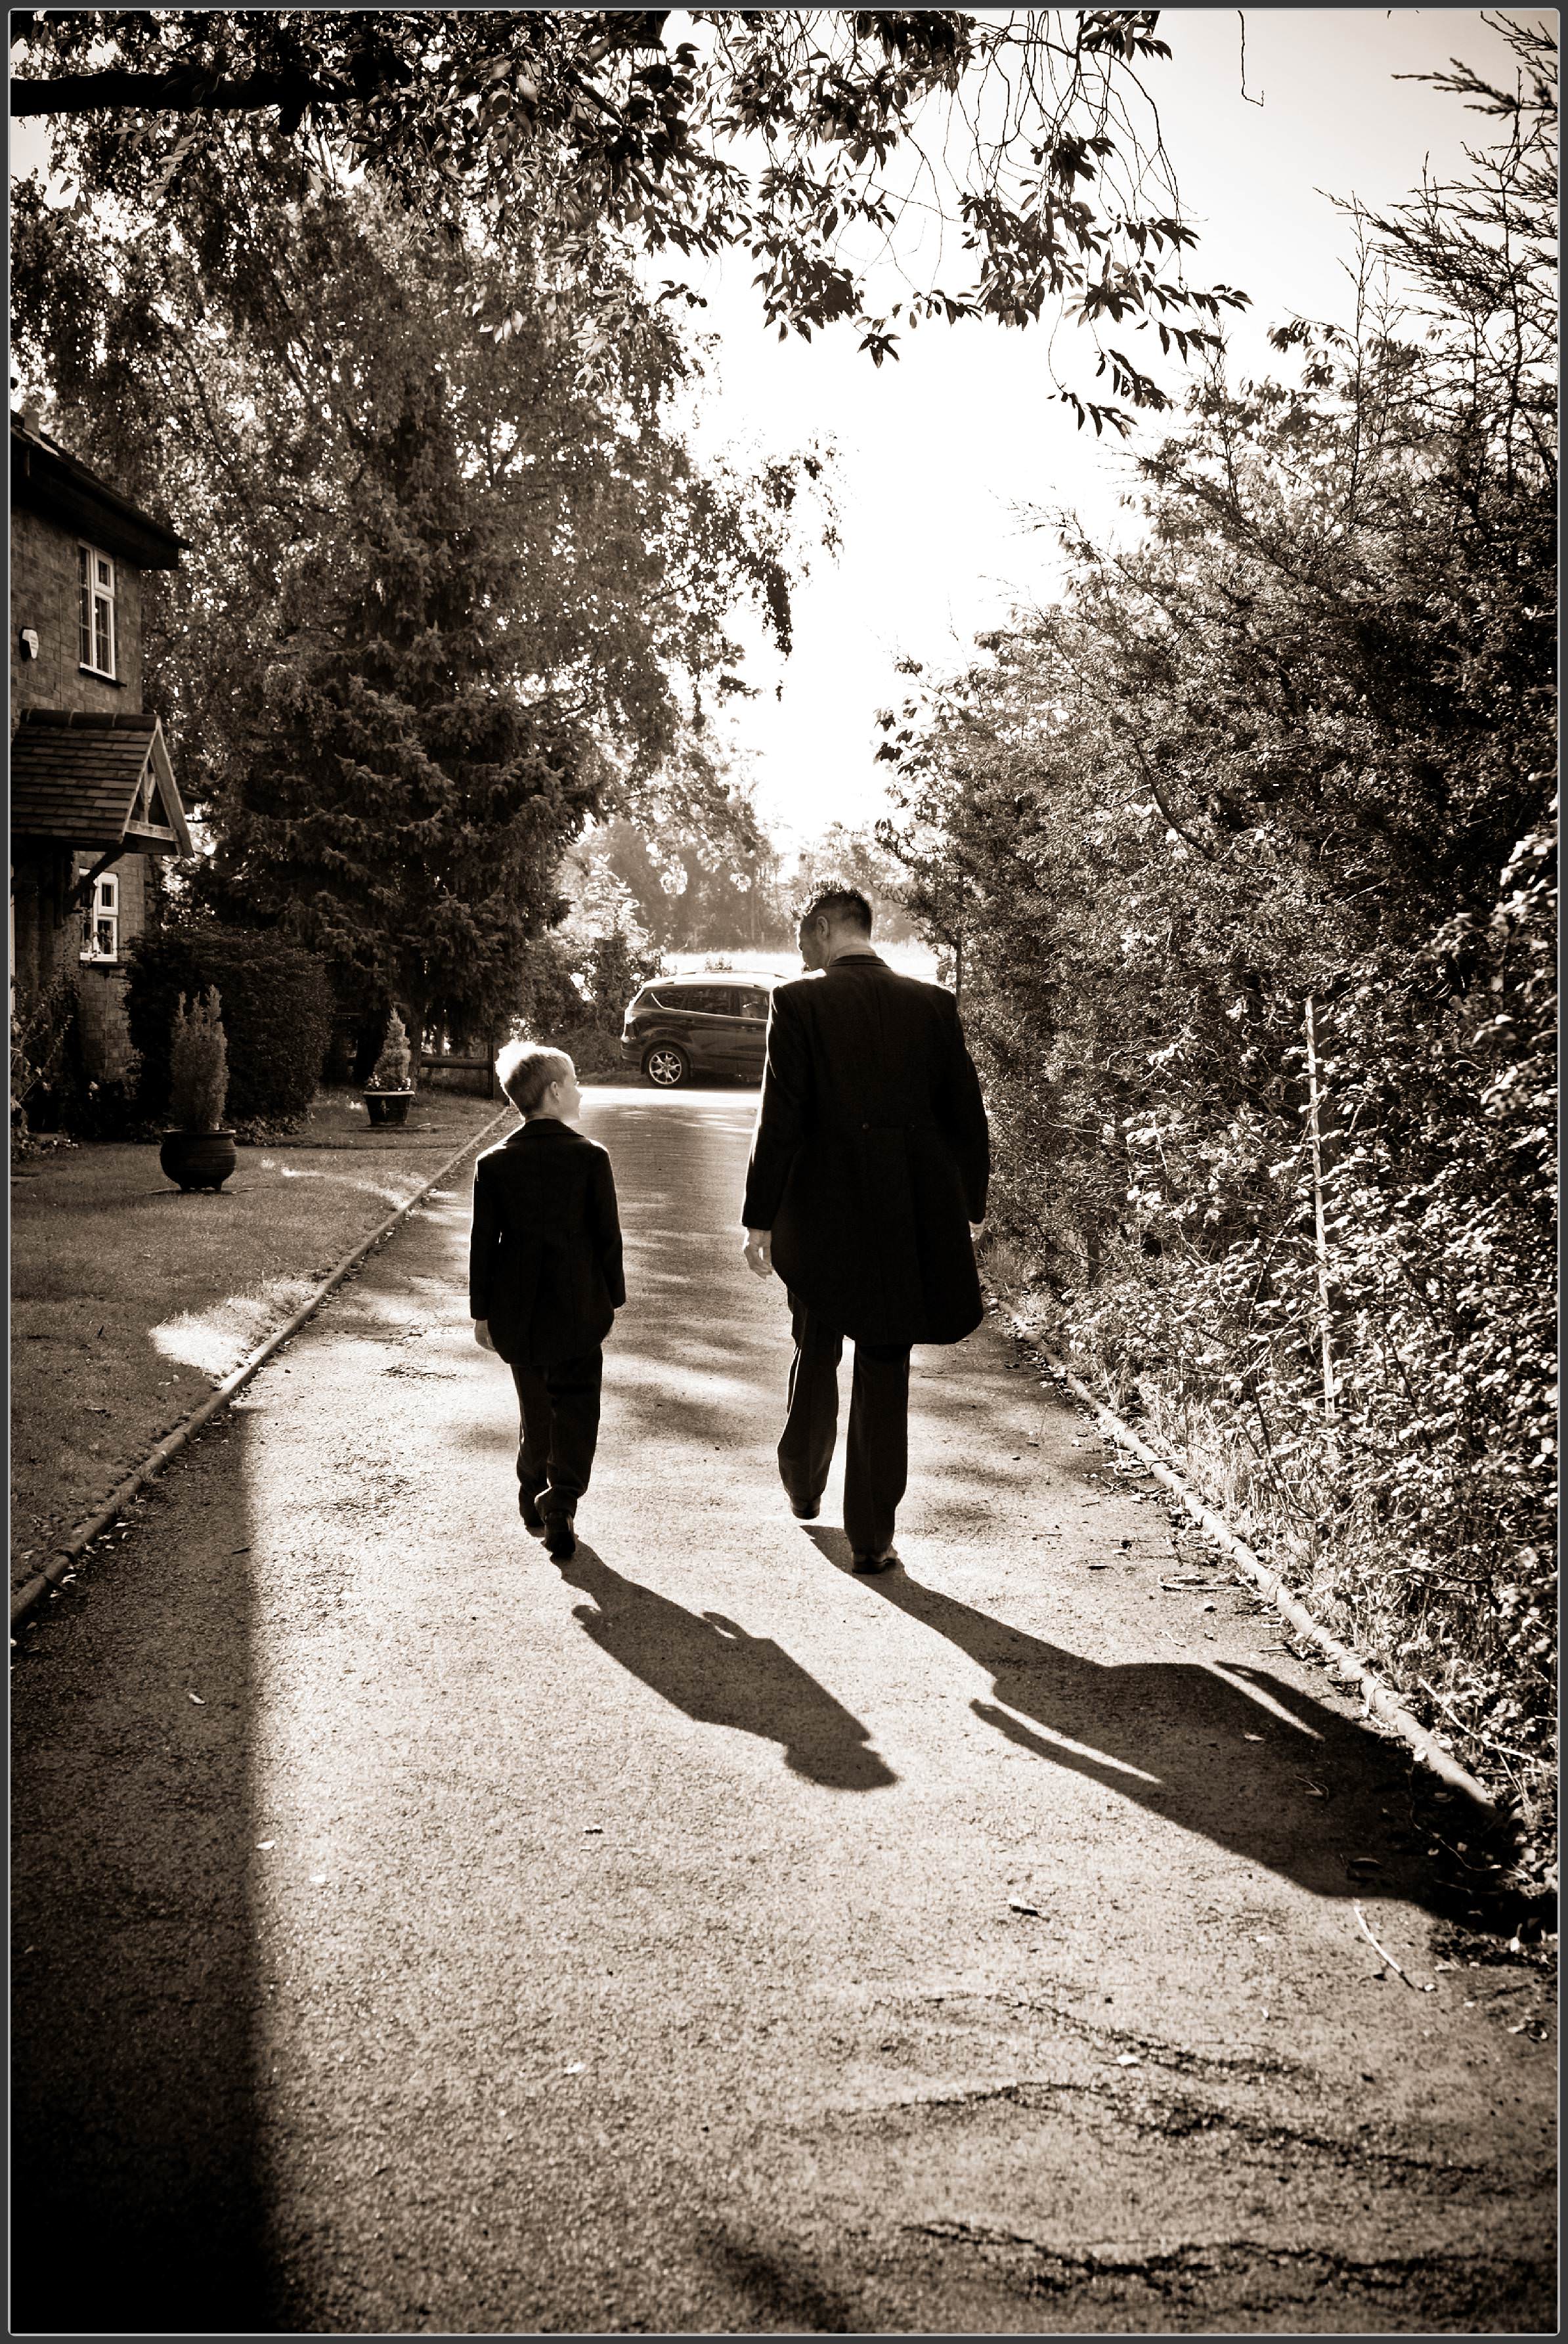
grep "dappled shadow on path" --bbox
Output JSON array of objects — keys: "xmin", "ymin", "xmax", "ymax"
[
  {"xmin": 804, "ymin": 1532, "xmax": 1464, "ymax": 1915},
  {"xmin": 557, "ymin": 1542, "xmax": 897, "ymax": 1792}
]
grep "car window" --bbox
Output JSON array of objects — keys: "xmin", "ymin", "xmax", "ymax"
[
  {"xmin": 651, "ymin": 984, "xmax": 728, "ymax": 1016},
  {"xmin": 736, "ymin": 988, "xmax": 770, "ymax": 1020}
]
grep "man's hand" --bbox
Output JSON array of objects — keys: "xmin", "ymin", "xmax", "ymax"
[
  {"xmin": 473, "ymin": 1318, "xmax": 498, "ymax": 1353},
  {"xmin": 970, "ymin": 1221, "xmax": 987, "ymax": 1244},
  {"xmin": 743, "ymin": 1227, "xmax": 773, "ymax": 1279}
]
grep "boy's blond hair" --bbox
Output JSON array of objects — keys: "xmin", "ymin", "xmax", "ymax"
[{"xmin": 498, "ymin": 1041, "xmax": 573, "ymax": 1116}]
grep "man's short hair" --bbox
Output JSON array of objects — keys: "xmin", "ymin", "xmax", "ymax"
[
  {"xmin": 797, "ymin": 881, "xmax": 873, "ymax": 935},
  {"xmin": 498, "ymin": 1041, "xmax": 572, "ymax": 1116}
]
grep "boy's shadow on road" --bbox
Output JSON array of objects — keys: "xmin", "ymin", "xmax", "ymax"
[
  {"xmin": 557, "ymin": 1542, "xmax": 898, "ymax": 1792},
  {"xmin": 805, "ymin": 1529, "xmax": 1471, "ymax": 1915}
]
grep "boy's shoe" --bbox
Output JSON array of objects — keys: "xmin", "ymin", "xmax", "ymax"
[
  {"xmin": 518, "ymin": 1484, "xmax": 546, "ymax": 1534},
  {"xmin": 543, "ymin": 1512, "xmax": 577, "ymax": 1560}
]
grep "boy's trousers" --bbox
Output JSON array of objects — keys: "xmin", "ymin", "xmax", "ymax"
[{"xmin": 512, "ymin": 1348, "xmax": 603, "ymax": 1515}]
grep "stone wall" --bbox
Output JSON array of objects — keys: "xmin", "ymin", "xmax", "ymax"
[
  {"xmin": 75, "ymin": 961, "xmax": 135, "ymax": 1081},
  {"xmin": 11, "ymin": 506, "xmax": 144, "ymax": 716}
]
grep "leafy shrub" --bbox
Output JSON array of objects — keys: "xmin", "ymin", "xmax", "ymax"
[
  {"xmin": 10, "ymin": 974, "xmax": 77, "ymax": 1139},
  {"xmin": 167, "ymin": 988, "xmax": 229, "ymax": 1131},
  {"xmin": 12, "ymin": 977, "xmax": 150, "ymax": 1146},
  {"xmin": 128, "ymin": 926, "xmax": 334, "ymax": 1133},
  {"xmin": 509, "ymin": 928, "xmax": 661, "ymax": 1077}
]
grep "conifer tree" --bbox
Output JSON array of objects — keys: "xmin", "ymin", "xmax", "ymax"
[{"xmin": 204, "ymin": 362, "xmax": 589, "ymax": 1051}]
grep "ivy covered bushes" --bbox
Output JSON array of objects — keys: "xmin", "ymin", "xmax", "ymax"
[
  {"xmin": 127, "ymin": 926, "xmax": 334, "ymax": 1135},
  {"xmin": 879, "ymin": 29, "xmax": 1556, "ymax": 1843}
]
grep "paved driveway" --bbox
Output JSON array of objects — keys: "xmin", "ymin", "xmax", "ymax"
[{"xmin": 12, "ymin": 1087, "xmax": 1554, "ymax": 2334}]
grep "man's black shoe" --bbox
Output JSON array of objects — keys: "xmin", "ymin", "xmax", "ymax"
[
  {"xmin": 518, "ymin": 1485, "xmax": 546, "ymax": 1534},
  {"xmin": 852, "ymin": 1546, "xmax": 899, "ymax": 1574},
  {"xmin": 543, "ymin": 1513, "xmax": 577, "ymax": 1560},
  {"xmin": 791, "ymin": 1500, "xmax": 820, "ymax": 1521}
]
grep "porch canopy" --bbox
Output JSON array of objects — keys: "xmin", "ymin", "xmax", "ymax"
[{"xmin": 10, "ymin": 709, "xmax": 194, "ymax": 858}]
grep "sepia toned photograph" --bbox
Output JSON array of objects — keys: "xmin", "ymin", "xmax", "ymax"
[{"xmin": 9, "ymin": 7, "xmax": 1556, "ymax": 2336}]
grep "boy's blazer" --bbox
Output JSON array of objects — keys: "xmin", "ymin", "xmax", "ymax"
[{"xmin": 469, "ymin": 1120, "xmax": 624, "ymax": 1366}]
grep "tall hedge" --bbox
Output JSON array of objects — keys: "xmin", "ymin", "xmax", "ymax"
[{"xmin": 127, "ymin": 927, "xmax": 333, "ymax": 1130}]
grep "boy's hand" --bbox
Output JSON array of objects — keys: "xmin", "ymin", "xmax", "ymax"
[
  {"xmin": 473, "ymin": 1318, "xmax": 497, "ymax": 1353},
  {"xmin": 743, "ymin": 1228, "xmax": 773, "ymax": 1278}
]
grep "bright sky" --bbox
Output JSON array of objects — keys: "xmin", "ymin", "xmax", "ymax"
[{"xmin": 672, "ymin": 7, "xmax": 1540, "ymax": 844}]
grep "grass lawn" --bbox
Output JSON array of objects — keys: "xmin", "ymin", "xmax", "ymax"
[{"xmin": 9, "ymin": 1087, "xmax": 513, "ymax": 1586}]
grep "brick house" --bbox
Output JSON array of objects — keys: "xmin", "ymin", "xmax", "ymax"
[{"xmin": 11, "ymin": 410, "xmax": 194, "ymax": 1079}]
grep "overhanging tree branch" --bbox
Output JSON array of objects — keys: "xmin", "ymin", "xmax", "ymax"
[{"xmin": 11, "ymin": 69, "xmax": 350, "ymax": 125}]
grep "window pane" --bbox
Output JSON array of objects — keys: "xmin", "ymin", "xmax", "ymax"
[
  {"xmin": 79, "ymin": 546, "xmax": 89, "ymax": 583},
  {"xmin": 80, "ymin": 579, "xmax": 93, "ymax": 666},
  {"xmin": 95, "ymin": 595, "xmax": 112, "ymax": 673},
  {"xmin": 97, "ymin": 557, "xmax": 112, "ymax": 589},
  {"xmin": 97, "ymin": 919, "xmax": 116, "ymax": 957}
]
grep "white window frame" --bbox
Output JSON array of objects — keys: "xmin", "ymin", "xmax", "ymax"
[
  {"xmin": 78, "ymin": 543, "xmax": 117, "ymax": 679},
  {"xmin": 79, "ymin": 871, "xmax": 120, "ymax": 963}
]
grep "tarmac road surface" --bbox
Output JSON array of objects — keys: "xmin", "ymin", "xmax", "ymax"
[{"xmin": 11, "ymin": 1085, "xmax": 1556, "ymax": 2335}]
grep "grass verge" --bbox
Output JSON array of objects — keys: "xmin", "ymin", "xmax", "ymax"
[{"xmin": 10, "ymin": 1087, "xmax": 510, "ymax": 1588}]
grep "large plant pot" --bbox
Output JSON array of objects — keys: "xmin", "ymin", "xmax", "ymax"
[
  {"xmin": 362, "ymin": 1089, "xmax": 414, "ymax": 1127},
  {"xmin": 160, "ymin": 1130, "xmax": 238, "ymax": 1193}
]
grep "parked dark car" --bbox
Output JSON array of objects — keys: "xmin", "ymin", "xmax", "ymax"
[{"xmin": 621, "ymin": 972, "xmax": 786, "ymax": 1087}]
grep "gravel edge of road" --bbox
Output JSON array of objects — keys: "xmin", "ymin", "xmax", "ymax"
[
  {"xmin": 9, "ymin": 1104, "xmax": 515, "ymax": 1634},
  {"xmin": 991, "ymin": 1297, "xmax": 1496, "ymax": 1817}
]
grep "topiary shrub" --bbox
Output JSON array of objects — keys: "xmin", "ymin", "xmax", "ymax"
[
  {"xmin": 127, "ymin": 926, "xmax": 334, "ymax": 1133},
  {"xmin": 167, "ymin": 988, "xmax": 229, "ymax": 1131},
  {"xmin": 365, "ymin": 1008, "xmax": 412, "ymax": 1092}
]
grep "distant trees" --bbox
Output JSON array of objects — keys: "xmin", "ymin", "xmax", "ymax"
[
  {"xmin": 574, "ymin": 798, "xmax": 789, "ymax": 954},
  {"xmin": 878, "ymin": 22, "xmax": 1557, "ymax": 1804},
  {"xmin": 567, "ymin": 808, "xmax": 925, "ymax": 953},
  {"xmin": 791, "ymin": 823, "xmax": 921, "ymax": 941}
]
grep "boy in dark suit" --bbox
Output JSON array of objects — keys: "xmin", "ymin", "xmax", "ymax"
[{"xmin": 470, "ymin": 1043, "xmax": 624, "ymax": 1560}]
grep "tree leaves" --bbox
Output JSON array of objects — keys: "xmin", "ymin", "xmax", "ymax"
[{"xmin": 13, "ymin": 8, "xmax": 1246, "ymax": 420}]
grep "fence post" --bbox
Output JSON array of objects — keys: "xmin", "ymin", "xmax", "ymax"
[{"xmin": 1303, "ymin": 995, "xmax": 1336, "ymax": 1431}]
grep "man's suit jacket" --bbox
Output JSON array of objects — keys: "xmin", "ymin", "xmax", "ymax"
[
  {"xmin": 741, "ymin": 953, "xmax": 990, "ymax": 1347},
  {"xmin": 469, "ymin": 1119, "xmax": 624, "ymax": 1366}
]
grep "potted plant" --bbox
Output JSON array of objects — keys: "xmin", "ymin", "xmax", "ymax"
[
  {"xmin": 362, "ymin": 1008, "xmax": 415, "ymax": 1126},
  {"xmin": 159, "ymin": 988, "xmax": 236, "ymax": 1192}
]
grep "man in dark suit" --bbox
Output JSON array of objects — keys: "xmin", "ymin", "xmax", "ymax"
[
  {"xmin": 470, "ymin": 1045, "xmax": 624, "ymax": 1560},
  {"xmin": 741, "ymin": 884, "xmax": 990, "ymax": 1571}
]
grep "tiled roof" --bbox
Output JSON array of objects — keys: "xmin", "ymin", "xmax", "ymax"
[
  {"xmin": 11, "ymin": 411, "xmax": 186, "ymax": 571},
  {"xmin": 10, "ymin": 709, "xmax": 194, "ymax": 857}
]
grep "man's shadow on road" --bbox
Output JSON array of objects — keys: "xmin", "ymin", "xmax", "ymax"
[
  {"xmin": 557, "ymin": 1542, "xmax": 898, "ymax": 1792},
  {"xmin": 805, "ymin": 1529, "xmax": 1470, "ymax": 1915}
]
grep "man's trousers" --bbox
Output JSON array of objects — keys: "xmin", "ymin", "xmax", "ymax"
[
  {"xmin": 512, "ymin": 1347, "xmax": 603, "ymax": 1517},
  {"xmin": 777, "ymin": 1293, "xmax": 911, "ymax": 1555}
]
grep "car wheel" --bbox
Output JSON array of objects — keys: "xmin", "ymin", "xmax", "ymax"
[{"xmin": 643, "ymin": 1043, "xmax": 690, "ymax": 1089}]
